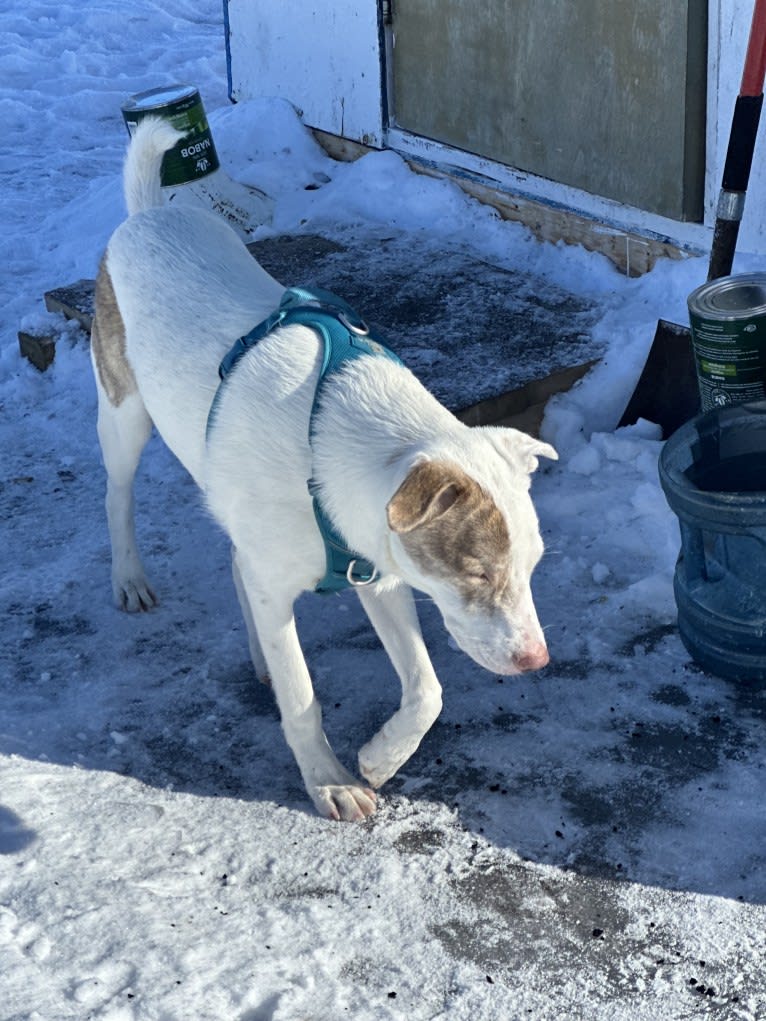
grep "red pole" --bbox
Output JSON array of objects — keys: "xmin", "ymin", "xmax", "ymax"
[
  {"xmin": 741, "ymin": 0, "xmax": 766, "ymax": 96},
  {"xmin": 708, "ymin": 0, "xmax": 766, "ymax": 278}
]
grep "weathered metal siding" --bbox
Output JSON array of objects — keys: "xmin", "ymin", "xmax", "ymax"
[{"xmin": 391, "ymin": 0, "xmax": 707, "ymax": 221}]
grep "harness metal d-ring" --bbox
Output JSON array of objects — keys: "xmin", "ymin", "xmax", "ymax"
[
  {"xmin": 346, "ymin": 560, "xmax": 379, "ymax": 587},
  {"xmin": 337, "ymin": 310, "xmax": 370, "ymax": 336}
]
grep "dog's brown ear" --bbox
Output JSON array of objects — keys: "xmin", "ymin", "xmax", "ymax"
[{"xmin": 387, "ymin": 461, "xmax": 470, "ymax": 533}]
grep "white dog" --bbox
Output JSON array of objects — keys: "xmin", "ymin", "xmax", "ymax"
[{"xmin": 91, "ymin": 119, "xmax": 557, "ymax": 820}]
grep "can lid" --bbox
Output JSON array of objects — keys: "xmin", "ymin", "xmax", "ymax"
[
  {"xmin": 688, "ymin": 273, "xmax": 766, "ymax": 320},
  {"xmin": 122, "ymin": 84, "xmax": 197, "ymax": 114}
]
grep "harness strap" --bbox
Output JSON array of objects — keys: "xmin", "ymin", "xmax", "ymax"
[{"xmin": 206, "ymin": 286, "xmax": 402, "ymax": 594}]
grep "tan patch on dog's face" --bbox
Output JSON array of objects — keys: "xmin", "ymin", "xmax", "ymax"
[
  {"xmin": 387, "ymin": 461, "xmax": 511, "ymax": 608},
  {"xmin": 91, "ymin": 256, "xmax": 137, "ymax": 406}
]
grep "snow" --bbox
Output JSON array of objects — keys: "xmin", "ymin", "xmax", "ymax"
[{"xmin": 2, "ymin": 3, "xmax": 766, "ymax": 1020}]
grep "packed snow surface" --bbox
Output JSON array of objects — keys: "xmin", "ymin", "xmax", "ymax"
[{"xmin": 2, "ymin": 3, "xmax": 766, "ymax": 1020}]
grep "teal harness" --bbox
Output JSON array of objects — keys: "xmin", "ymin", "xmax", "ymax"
[{"xmin": 207, "ymin": 286, "xmax": 403, "ymax": 593}]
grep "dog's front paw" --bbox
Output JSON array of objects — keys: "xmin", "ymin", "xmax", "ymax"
[
  {"xmin": 309, "ymin": 782, "xmax": 377, "ymax": 822},
  {"xmin": 113, "ymin": 573, "xmax": 158, "ymax": 613}
]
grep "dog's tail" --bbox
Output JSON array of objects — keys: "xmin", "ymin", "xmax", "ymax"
[{"xmin": 123, "ymin": 117, "xmax": 186, "ymax": 217}]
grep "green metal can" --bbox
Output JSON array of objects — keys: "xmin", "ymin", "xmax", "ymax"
[
  {"xmin": 121, "ymin": 84, "xmax": 220, "ymax": 187},
  {"xmin": 688, "ymin": 273, "xmax": 766, "ymax": 411}
]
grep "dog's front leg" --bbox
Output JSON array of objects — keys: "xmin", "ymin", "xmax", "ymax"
[
  {"xmin": 356, "ymin": 583, "xmax": 443, "ymax": 788},
  {"xmin": 231, "ymin": 546, "xmax": 269, "ymax": 684},
  {"xmin": 235, "ymin": 553, "xmax": 376, "ymax": 821}
]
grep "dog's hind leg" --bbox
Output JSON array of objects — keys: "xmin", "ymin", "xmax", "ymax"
[
  {"xmin": 356, "ymin": 583, "xmax": 443, "ymax": 788},
  {"xmin": 91, "ymin": 259, "xmax": 157, "ymax": 612},
  {"xmin": 231, "ymin": 546, "xmax": 269, "ymax": 683},
  {"xmin": 96, "ymin": 387, "xmax": 157, "ymax": 612},
  {"xmin": 234, "ymin": 550, "xmax": 377, "ymax": 821}
]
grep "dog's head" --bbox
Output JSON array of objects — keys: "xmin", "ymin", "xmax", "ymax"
[{"xmin": 386, "ymin": 428, "xmax": 557, "ymax": 675}]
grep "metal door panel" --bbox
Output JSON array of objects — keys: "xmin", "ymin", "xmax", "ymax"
[{"xmin": 391, "ymin": 0, "xmax": 707, "ymax": 220}]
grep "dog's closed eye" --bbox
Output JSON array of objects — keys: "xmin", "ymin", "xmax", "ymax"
[
  {"xmin": 464, "ymin": 562, "xmax": 493, "ymax": 585},
  {"xmin": 469, "ymin": 570, "xmax": 491, "ymax": 583}
]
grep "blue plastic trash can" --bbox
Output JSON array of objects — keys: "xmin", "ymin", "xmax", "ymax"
[{"xmin": 659, "ymin": 401, "xmax": 766, "ymax": 681}]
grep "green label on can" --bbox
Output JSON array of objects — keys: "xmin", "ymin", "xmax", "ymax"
[
  {"xmin": 699, "ymin": 359, "xmax": 737, "ymax": 377},
  {"xmin": 689, "ymin": 312, "xmax": 766, "ymax": 411},
  {"xmin": 122, "ymin": 86, "xmax": 220, "ymax": 187}
]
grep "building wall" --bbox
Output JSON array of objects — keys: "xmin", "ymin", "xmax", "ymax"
[
  {"xmin": 226, "ymin": 0, "xmax": 766, "ymax": 261},
  {"xmin": 225, "ymin": 0, "xmax": 384, "ymax": 146}
]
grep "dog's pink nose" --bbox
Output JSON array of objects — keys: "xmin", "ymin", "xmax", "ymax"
[{"xmin": 514, "ymin": 642, "xmax": 549, "ymax": 673}]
